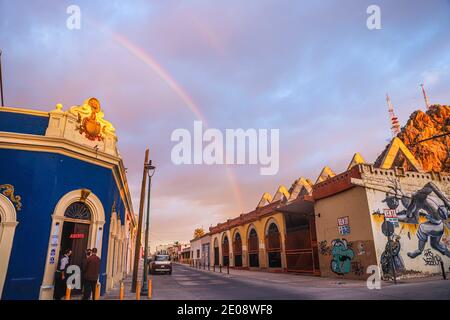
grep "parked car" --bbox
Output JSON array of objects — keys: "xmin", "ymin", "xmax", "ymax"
[{"xmin": 149, "ymin": 254, "xmax": 172, "ymax": 274}]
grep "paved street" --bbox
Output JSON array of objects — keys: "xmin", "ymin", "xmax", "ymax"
[{"xmin": 103, "ymin": 262, "xmax": 450, "ymax": 300}]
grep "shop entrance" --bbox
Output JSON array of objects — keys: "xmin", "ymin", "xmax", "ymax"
[
  {"xmin": 58, "ymin": 201, "xmax": 92, "ymax": 294},
  {"xmin": 60, "ymin": 222, "xmax": 89, "ymax": 270}
]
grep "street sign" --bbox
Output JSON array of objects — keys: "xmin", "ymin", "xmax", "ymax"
[{"xmin": 384, "ymin": 209, "xmax": 399, "ymax": 227}]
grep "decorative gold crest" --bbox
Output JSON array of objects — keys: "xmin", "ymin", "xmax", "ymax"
[
  {"xmin": 76, "ymin": 98, "xmax": 104, "ymax": 141},
  {"xmin": 0, "ymin": 184, "xmax": 22, "ymax": 211}
]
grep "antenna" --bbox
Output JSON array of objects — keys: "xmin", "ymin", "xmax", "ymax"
[
  {"xmin": 420, "ymin": 84, "xmax": 430, "ymax": 110},
  {"xmin": 386, "ymin": 94, "xmax": 401, "ymax": 137}
]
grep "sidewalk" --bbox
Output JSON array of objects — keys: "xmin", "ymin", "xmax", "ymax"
[{"xmin": 101, "ymin": 259, "xmax": 150, "ymax": 300}]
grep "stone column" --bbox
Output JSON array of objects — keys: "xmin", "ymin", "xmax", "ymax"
[
  {"xmin": 242, "ymin": 245, "xmax": 248, "ymax": 268},
  {"xmin": 280, "ymin": 234, "xmax": 287, "ymax": 271}
]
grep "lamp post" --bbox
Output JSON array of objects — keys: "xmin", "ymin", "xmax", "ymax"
[
  {"xmin": 141, "ymin": 160, "xmax": 156, "ymax": 296},
  {"xmin": 131, "ymin": 149, "xmax": 149, "ymax": 293}
]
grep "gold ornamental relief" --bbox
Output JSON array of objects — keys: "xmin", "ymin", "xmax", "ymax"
[
  {"xmin": 69, "ymin": 98, "xmax": 116, "ymax": 141},
  {"xmin": 0, "ymin": 184, "xmax": 22, "ymax": 211}
]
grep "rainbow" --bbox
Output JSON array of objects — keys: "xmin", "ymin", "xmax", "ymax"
[{"xmin": 87, "ymin": 19, "xmax": 245, "ymax": 213}]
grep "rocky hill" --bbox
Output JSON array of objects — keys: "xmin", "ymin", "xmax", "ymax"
[{"xmin": 375, "ymin": 104, "xmax": 449, "ymax": 172}]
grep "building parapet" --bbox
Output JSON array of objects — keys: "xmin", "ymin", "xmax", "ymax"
[
  {"xmin": 312, "ymin": 165, "xmax": 362, "ymax": 200},
  {"xmin": 209, "ymin": 200, "xmax": 282, "ymax": 234}
]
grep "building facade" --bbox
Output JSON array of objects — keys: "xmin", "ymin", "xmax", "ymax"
[
  {"xmin": 208, "ymin": 181, "xmax": 320, "ymax": 274},
  {"xmin": 314, "ymin": 151, "xmax": 450, "ymax": 279},
  {"xmin": 204, "ymin": 113, "xmax": 450, "ymax": 281},
  {"xmin": 190, "ymin": 234, "xmax": 210, "ymax": 266},
  {"xmin": 0, "ymin": 99, "xmax": 136, "ymax": 299},
  {"xmin": 179, "ymin": 244, "xmax": 191, "ymax": 264},
  {"xmin": 167, "ymin": 243, "xmax": 180, "ymax": 261}
]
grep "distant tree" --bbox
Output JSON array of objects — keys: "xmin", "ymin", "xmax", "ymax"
[{"xmin": 193, "ymin": 228, "xmax": 205, "ymax": 239}]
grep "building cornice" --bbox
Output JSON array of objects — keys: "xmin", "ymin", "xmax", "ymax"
[
  {"xmin": 0, "ymin": 131, "xmax": 134, "ymax": 217},
  {"xmin": 0, "ymin": 106, "xmax": 49, "ymax": 118}
]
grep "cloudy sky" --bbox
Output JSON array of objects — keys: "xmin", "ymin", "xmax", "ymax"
[{"xmin": 1, "ymin": 0, "xmax": 449, "ymax": 250}]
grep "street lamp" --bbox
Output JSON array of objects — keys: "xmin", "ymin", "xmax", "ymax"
[{"xmin": 141, "ymin": 160, "xmax": 156, "ymax": 296}]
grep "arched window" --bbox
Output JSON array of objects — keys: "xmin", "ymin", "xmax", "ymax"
[
  {"xmin": 248, "ymin": 228, "xmax": 259, "ymax": 267},
  {"xmin": 233, "ymin": 232, "xmax": 243, "ymax": 267},
  {"xmin": 267, "ymin": 223, "xmax": 282, "ymax": 268},
  {"xmin": 64, "ymin": 202, "xmax": 92, "ymax": 221},
  {"xmin": 222, "ymin": 235, "xmax": 230, "ymax": 266}
]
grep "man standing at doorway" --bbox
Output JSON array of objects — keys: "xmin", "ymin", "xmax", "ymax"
[
  {"xmin": 82, "ymin": 247, "xmax": 101, "ymax": 300},
  {"xmin": 81, "ymin": 248, "xmax": 92, "ymax": 293},
  {"xmin": 54, "ymin": 249, "xmax": 72, "ymax": 300}
]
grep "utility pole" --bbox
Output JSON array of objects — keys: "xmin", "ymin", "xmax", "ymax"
[
  {"xmin": 0, "ymin": 49, "xmax": 4, "ymax": 106},
  {"xmin": 131, "ymin": 149, "xmax": 150, "ymax": 293},
  {"xmin": 141, "ymin": 160, "xmax": 155, "ymax": 295}
]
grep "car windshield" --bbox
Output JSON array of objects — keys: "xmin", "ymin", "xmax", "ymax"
[{"xmin": 155, "ymin": 255, "xmax": 170, "ymax": 261}]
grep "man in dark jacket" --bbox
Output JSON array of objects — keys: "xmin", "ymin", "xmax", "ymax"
[
  {"xmin": 82, "ymin": 247, "xmax": 101, "ymax": 300},
  {"xmin": 81, "ymin": 248, "xmax": 92, "ymax": 292}
]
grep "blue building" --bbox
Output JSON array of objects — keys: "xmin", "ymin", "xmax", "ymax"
[{"xmin": 0, "ymin": 98, "xmax": 137, "ymax": 300}]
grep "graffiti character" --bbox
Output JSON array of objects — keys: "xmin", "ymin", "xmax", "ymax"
[
  {"xmin": 330, "ymin": 239, "xmax": 355, "ymax": 275},
  {"xmin": 395, "ymin": 182, "xmax": 450, "ymax": 258},
  {"xmin": 380, "ymin": 235, "xmax": 405, "ymax": 278},
  {"xmin": 357, "ymin": 242, "xmax": 366, "ymax": 255},
  {"xmin": 319, "ymin": 240, "xmax": 330, "ymax": 255}
]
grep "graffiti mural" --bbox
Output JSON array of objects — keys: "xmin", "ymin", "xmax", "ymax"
[
  {"xmin": 371, "ymin": 178, "xmax": 450, "ymax": 278},
  {"xmin": 395, "ymin": 182, "xmax": 450, "ymax": 259},
  {"xmin": 330, "ymin": 239, "xmax": 355, "ymax": 275}
]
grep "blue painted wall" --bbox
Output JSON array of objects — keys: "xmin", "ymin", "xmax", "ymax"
[
  {"xmin": 0, "ymin": 148, "xmax": 126, "ymax": 300},
  {"xmin": 0, "ymin": 112, "xmax": 49, "ymax": 136}
]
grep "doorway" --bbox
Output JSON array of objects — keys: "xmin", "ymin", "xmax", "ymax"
[
  {"xmin": 60, "ymin": 221, "xmax": 90, "ymax": 271},
  {"xmin": 58, "ymin": 201, "xmax": 92, "ymax": 294},
  {"xmin": 40, "ymin": 190, "xmax": 105, "ymax": 300},
  {"xmin": 284, "ymin": 213, "xmax": 320, "ymax": 274}
]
